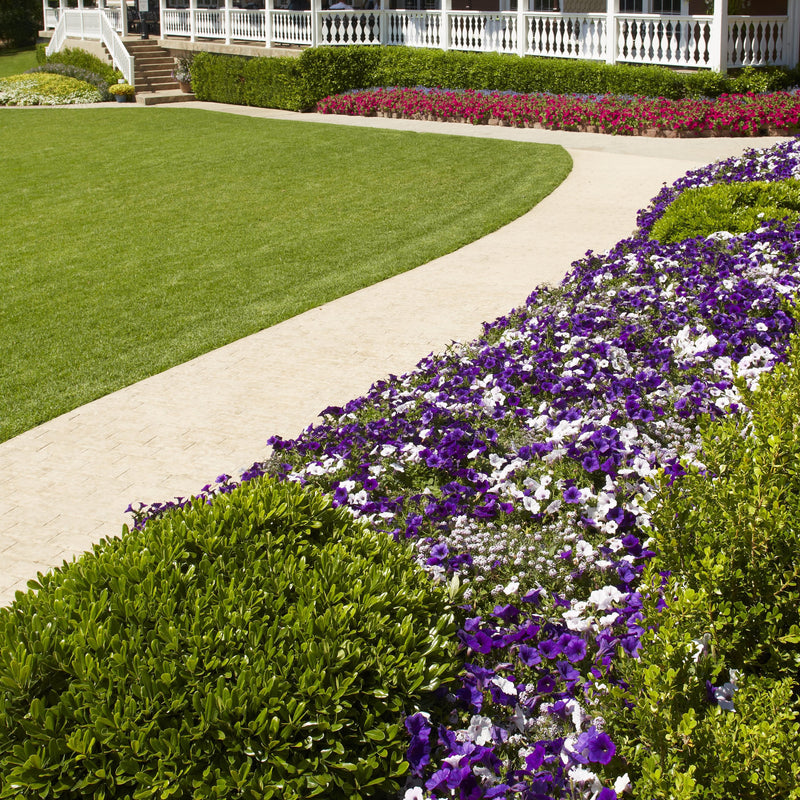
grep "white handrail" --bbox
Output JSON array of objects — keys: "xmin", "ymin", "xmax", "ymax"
[
  {"xmin": 44, "ymin": 9, "xmax": 134, "ymax": 87},
  {"xmin": 99, "ymin": 10, "xmax": 135, "ymax": 85},
  {"xmin": 45, "ymin": 12, "xmax": 67, "ymax": 57}
]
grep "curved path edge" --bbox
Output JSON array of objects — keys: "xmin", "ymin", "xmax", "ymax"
[{"xmin": 0, "ymin": 105, "xmax": 787, "ymax": 604}]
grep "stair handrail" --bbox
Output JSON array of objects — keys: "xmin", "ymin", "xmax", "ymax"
[
  {"xmin": 45, "ymin": 12, "xmax": 67, "ymax": 57},
  {"xmin": 99, "ymin": 11, "xmax": 135, "ymax": 86}
]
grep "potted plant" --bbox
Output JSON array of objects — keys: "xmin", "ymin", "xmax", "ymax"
[
  {"xmin": 172, "ymin": 55, "xmax": 193, "ymax": 93},
  {"xmin": 109, "ymin": 83, "xmax": 135, "ymax": 102}
]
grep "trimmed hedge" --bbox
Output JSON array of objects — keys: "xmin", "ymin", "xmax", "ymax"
[
  {"xmin": 0, "ymin": 476, "xmax": 462, "ymax": 799},
  {"xmin": 650, "ymin": 178, "xmax": 800, "ymax": 243},
  {"xmin": 188, "ymin": 46, "xmax": 800, "ymax": 112}
]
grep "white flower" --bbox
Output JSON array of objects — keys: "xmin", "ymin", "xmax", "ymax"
[
  {"xmin": 589, "ymin": 585, "xmax": 624, "ymax": 611},
  {"xmin": 404, "ymin": 788, "xmax": 426, "ymax": 800},
  {"xmin": 467, "ymin": 715, "xmax": 494, "ymax": 746},
  {"xmin": 614, "ymin": 773, "xmax": 632, "ymax": 794}
]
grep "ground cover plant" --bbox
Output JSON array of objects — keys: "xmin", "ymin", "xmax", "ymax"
[
  {"xmin": 0, "ymin": 107, "xmax": 570, "ymax": 442},
  {"xmin": 317, "ymin": 87, "xmax": 800, "ymax": 137},
  {"xmin": 25, "ymin": 62, "xmax": 113, "ymax": 100},
  {"xmin": 129, "ymin": 137, "xmax": 800, "ymax": 799},
  {"xmin": 0, "ymin": 476, "xmax": 463, "ymax": 798},
  {"xmin": 0, "ymin": 72, "xmax": 103, "ymax": 105}
]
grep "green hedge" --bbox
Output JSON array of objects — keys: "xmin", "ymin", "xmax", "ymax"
[
  {"xmin": 0, "ymin": 476, "xmax": 462, "ymax": 799},
  {"xmin": 650, "ymin": 178, "xmax": 800, "ymax": 243},
  {"xmin": 593, "ymin": 332, "xmax": 800, "ymax": 799},
  {"xmin": 188, "ymin": 46, "xmax": 800, "ymax": 111},
  {"xmin": 37, "ymin": 45, "xmax": 121, "ymax": 85}
]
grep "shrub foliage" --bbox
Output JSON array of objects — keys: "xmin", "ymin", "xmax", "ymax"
[
  {"xmin": 37, "ymin": 46, "xmax": 121, "ymax": 85},
  {"xmin": 187, "ymin": 46, "xmax": 798, "ymax": 111},
  {"xmin": 650, "ymin": 178, "xmax": 800, "ymax": 243},
  {"xmin": 0, "ymin": 476, "xmax": 462, "ymax": 799},
  {"xmin": 594, "ymin": 335, "xmax": 800, "ymax": 798}
]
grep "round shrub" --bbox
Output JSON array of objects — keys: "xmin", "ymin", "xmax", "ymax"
[
  {"xmin": 649, "ymin": 178, "xmax": 800, "ymax": 243},
  {"xmin": 0, "ymin": 73, "xmax": 104, "ymax": 105},
  {"xmin": 0, "ymin": 476, "xmax": 462, "ymax": 799}
]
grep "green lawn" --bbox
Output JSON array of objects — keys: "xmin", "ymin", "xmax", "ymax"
[
  {"xmin": 0, "ymin": 107, "xmax": 572, "ymax": 442},
  {"xmin": 0, "ymin": 47, "xmax": 37, "ymax": 79}
]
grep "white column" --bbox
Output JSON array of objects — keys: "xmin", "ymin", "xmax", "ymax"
[
  {"xmin": 224, "ymin": 0, "xmax": 231, "ymax": 42},
  {"xmin": 311, "ymin": 0, "xmax": 320, "ymax": 47},
  {"xmin": 378, "ymin": 0, "xmax": 386, "ymax": 45},
  {"xmin": 189, "ymin": 0, "xmax": 196, "ymax": 40},
  {"xmin": 440, "ymin": 0, "xmax": 451, "ymax": 50},
  {"xmin": 708, "ymin": 0, "xmax": 728, "ymax": 72},
  {"xmin": 265, "ymin": 0, "xmax": 272, "ymax": 46},
  {"xmin": 43, "ymin": 0, "xmax": 49, "ymax": 29},
  {"xmin": 516, "ymin": 0, "xmax": 525, "ymax": 55},
  {"xmin": 604, "ymin": 0, "xmax": 617, "ymax": 64},
  {"xmin": 784, "ymin": 0, "xmax": 798, "ymax": 67}
]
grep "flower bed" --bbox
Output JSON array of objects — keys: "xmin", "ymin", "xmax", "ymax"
[
  {"xmin": 130, "ymin": 138, "xmax": 800, "ymax": 799},
  {"xmin": 316, "ymin": 87, "xmax": 800, "ymax": 137},
  {"xmin": 0, "ymin": 73, "xmax": 103, "ymax": 106}
]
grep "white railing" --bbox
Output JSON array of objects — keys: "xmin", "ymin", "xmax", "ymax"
[
  {"xmin": 45, "ymin": 12, "xmax": 68, "ymax": 57},
  {"xmin": 320, "ymin": 10, "xmax": 382, "ymax": 45},
  {"xmin": 614, "ymin": 14, "xmax": 714, "ymax": 68},
  {"xmin": 727, "ymin": 15, "xmax": 787, "ymax": 67},
  {"xmin": 230, "ymin": 9, "xmax": 268, "ymax": 41},
  {"xmin": 272, "ymin": 10, "xmax": 313, "ymax": 45},
  {"xmin": 387, "ymin": 11, "xmax": 441, "ymax": 47},
  {"xmin": 163, "ymin": 8, "xmax": 191, "ymax": 36},
  {"xmin": 448, "ymin": 12, "xmax": 516, "ymax": 54},
  {"xmin": 525, "ymin": 13, "xmax": 605, "ymax": 60},
  {"xmin": 99, "ymin": 9, "xmax": 134, "ymax": 83},
  {"xmin": 43, "ymin": 7, "xmax": 796, "ymax": 71},
  {"xmin": 45, "ymin": 9, "xmax": 133, "ymax": 85}
]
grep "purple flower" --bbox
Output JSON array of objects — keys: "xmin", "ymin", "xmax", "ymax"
[{"xmin": 574, "ymin": 726, "xmax": 616, "ymax": 765}]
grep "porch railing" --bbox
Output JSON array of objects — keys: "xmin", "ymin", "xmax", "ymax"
[{"xmin": 44, "ymin": 6, "xmax": 793, "ymax": 72}]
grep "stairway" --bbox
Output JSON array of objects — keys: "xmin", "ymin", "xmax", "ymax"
[{"xmin": 125, "ymin": 40, "xmax": 180, "ymax": 93}]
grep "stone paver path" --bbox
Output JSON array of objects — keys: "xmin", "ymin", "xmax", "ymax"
[{"xmin": 0, "ymin": 104, "xmax": 785, "ymax": 604}]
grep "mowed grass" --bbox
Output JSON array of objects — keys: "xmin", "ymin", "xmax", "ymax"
[
  {"xmin": 0, "ymin": 107, "xmax": 572, "ymax": 442},
  {"xmin": 0, "ymin": 47, "xmax": 37, "ymax": 79}
]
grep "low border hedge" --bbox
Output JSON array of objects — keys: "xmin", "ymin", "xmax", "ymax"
[{"xmin": 189, "ymin": 46, "xmax": 800, "ymax": 111}]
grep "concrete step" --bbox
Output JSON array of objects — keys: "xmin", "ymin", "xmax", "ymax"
[{"xmin": 136, "ymin": 89, "xmax": 196, "ymax": 105}]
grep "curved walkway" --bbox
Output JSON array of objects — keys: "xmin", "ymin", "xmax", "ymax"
[{"xmin": 0, "ymin": 104, "xmax": 786, "ymax": 604}]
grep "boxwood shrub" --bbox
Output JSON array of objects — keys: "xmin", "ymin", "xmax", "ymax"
[
  {"xmin": 0, "ymin": 475, "xmax": 462, "ymax": 799},
  {"xmin": 649, "ymin": 178, "xmax": 800, "ymax": 243},
  {"xmin": 187, "ymin": 46, "xmax": 799, "ymax": 112},
  {"xmin": 593, "ymin": 333, "xmax": 800, "ymax": 798}
]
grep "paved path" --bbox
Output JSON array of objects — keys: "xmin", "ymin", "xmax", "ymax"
[{"xmin": 0, "ymin": 103, "xmax": 786, "ymax": 604}]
